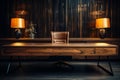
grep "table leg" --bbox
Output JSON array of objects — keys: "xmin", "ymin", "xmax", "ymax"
[
  {"xmin": 6, "ymin": 56, "xmax": 12, "ymax": 74},
  {"xmin": 6, "ymin": 63, "xmax": 11, "ymax": 74},
  {"xmin": 97, "ymin": 56, "xmax": 113, "ymax": 76}
]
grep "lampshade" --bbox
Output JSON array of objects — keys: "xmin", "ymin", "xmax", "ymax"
[
  {"xmin": 96, "ymin": 18, "xmax": 110, "ymax": 28},
  {"xmin": 11, "ymin": 18, "xmax": 25, "ymax": 28}
]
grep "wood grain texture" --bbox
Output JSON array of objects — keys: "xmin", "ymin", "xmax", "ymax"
[{"xmin": 1, "ymin": 42, "xmax": 118, "ymax": 57}]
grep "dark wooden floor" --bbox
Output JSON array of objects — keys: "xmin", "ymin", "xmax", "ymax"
[{"xmin": 0, "ymin": 61, "xmax": 120, "ymax": 80}]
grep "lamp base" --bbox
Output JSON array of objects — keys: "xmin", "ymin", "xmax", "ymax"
[
  {"xmin": 99, "ymin": 29, "xmax": 106, "ymax": 39},
  {"xmin": 15, "ymin": 29, "xmax": 22, "ymax": 39}
]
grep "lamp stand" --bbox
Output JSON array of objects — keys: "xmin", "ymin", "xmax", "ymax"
[
  {"xmin": 15, "ymin": 28, "xmax": 21, "ymax": 39},
  {"xmin": 98, "ymin": 29, "xmax": 106, "ymax": 39}
]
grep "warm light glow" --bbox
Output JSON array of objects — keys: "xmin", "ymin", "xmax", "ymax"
[
  {"xmin": 12, "ymin": 42, "xmax": 25, "ymax": 46},
  {"xmin": 95, "ymin": 43, "xmax": 110, "ymax": 46},
  {"xmin": 96, "ymin": 18, "xmax": 110, "ymax": 28},
  {"xmin": 11, "ymin": 18, "xmax": 25, "ymax": 28}
]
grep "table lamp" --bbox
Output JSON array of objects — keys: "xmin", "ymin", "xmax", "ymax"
[
  {"xmin": 96, "ymin": 18, "xmax": 110, "ymax": 39},
  {"xmin": 11, "ymin": 18, "xmax": 25, "ymax": 39}
]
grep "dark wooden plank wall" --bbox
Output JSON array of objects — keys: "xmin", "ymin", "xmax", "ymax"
[{"xmin": 0, "ymin": 0, "xmax": 120, "ymax": 38}]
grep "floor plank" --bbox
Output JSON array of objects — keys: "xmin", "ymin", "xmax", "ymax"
[{"xmin": 0, "ymin": 61, "xmax": 120, "ymax": 80}]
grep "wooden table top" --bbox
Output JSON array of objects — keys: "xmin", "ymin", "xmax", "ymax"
[{"xmin": 2, "ymin": 42, "xmax": 118, "ymax": 48}]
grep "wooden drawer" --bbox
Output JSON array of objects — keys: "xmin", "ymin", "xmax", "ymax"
[
  {"xmin": 74, "ymin": 48, "xmax": 117, "ymax": 56},
  {"xmin": 95, "ymin": 48, "xmax": 117, "ymax": 56}
]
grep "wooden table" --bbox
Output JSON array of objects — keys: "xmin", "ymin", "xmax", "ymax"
[{"xmin": 1, "ymin": 42, "xmax": 118, "ymax": 75}]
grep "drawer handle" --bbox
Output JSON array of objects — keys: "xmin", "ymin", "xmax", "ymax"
[
  {"xmin": 79, "ymin": 50, "xmax": 84, "ymax": 54},
  {"xmin": 91, "ymin": 49, "xmax": 96, "ymax": 54}
]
